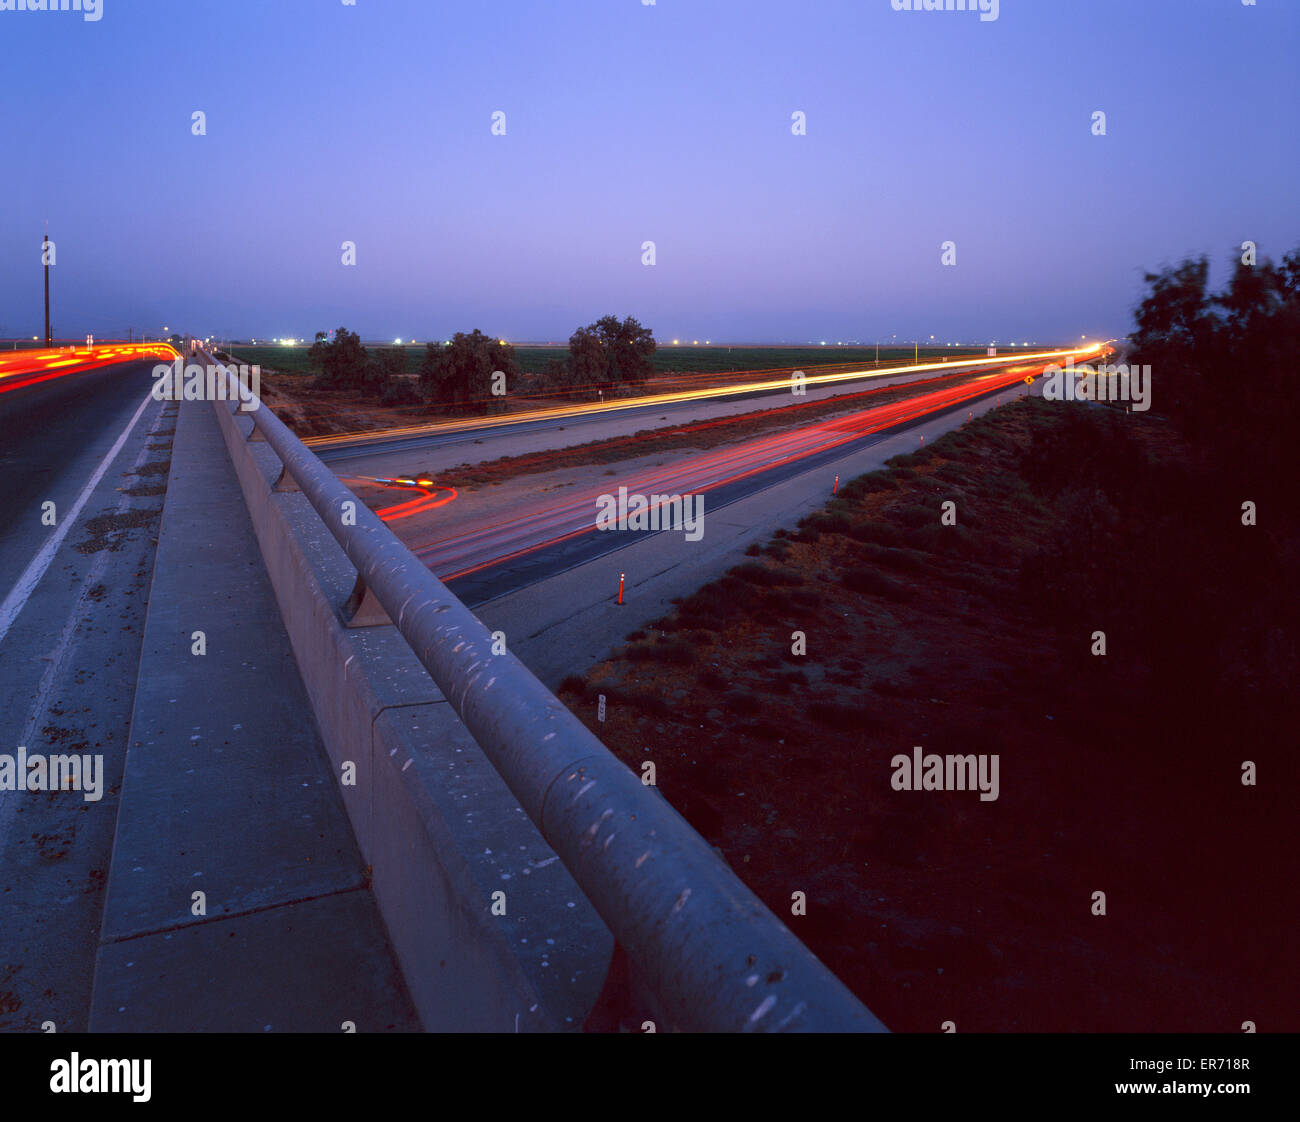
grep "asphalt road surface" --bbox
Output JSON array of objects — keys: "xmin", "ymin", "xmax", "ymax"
[
  {"xmin": 310, "ymin": 357, "xmax": 1007, "ymax": 466},
  {"xmin": 0, "ymin": 359, "xmax": 174, "ymax": 1031},
  {"xmin": 424, "ymin": 365, "xmax": 1041, "ymax": 605}
]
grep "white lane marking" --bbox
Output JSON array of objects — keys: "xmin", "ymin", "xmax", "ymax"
[
  {"xmin": 0, "ymin": 389, "xmax": 155, "ymax": 647},
  {"xmin": 16, "ymin": 399, "xmax": 171, "ymax": 753},
  {"xmin": 0, "ymin": 398, "xmax": 172, "ymax": 858}
]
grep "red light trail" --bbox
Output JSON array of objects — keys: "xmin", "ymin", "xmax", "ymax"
[
  {"xmin": 404, "ymin": 356, "xmax": 1087, "ymax": 581},
  {"xmin": 0, "ymin": 343, "xmax": 178, "ymax": 396}
]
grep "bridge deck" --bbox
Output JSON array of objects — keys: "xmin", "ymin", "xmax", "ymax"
[{"xmin": 89, "ymin": 399, "xmax": 419, "ymax": 1032}]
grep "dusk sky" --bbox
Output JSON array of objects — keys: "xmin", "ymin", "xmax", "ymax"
[{"xmin": 3, "ymin": 0, "xmax": 1297, "ymax": 344}]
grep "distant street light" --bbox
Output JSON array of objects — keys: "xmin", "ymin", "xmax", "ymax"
[{"xmin": 43, "ymin": 222, "xmax": 52, "ymax": 347}]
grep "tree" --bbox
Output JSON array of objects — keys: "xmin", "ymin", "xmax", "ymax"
[
  {"xmin": 309, "ymin": 327, "xmax": 371, "ymax": 391},
  {"xmin": 370, "ymin": 346, "xmax": 405, "ymax": 382},
  {"xmin": 566, "ymin": 315, "xmax": 656, "ymax": 391},
  {"xmin": 1129, "ymin": 245, "xmax": 1300, "ymax": 500},
  {"xmin": 537, "ymin": 356, "xmax": 572, "ymax": 391},
  {"xmin": 1129, "ymin": 257, "xmax": 1216, "ymax": 427},
  {"xmin": 374, "ymin": 347, "xmax": 420, "ymax": 405},
  {"xmin": 567, "ymin": 325, "xmax": 608, "ymax": 388},
  {"xmin": 419, "ymin": 330, "xmax": 519, "ymax": 413},
  {"xmin": 306, "ymin": 327, "xmax": 401, "ymax": 397}
]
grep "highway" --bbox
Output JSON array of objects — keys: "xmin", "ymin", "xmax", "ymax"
[
  {"xmin": 306, "ymin": 349, "xmax": 1077, "ymax": 466},
  {"xmin": 0, "ymin": 340, "xmax": 1098, "ymax": 1028},
  {"xmin": 367, "ymin": 351, "xmax": 1101, "ymax": 605},
  {"xmin": 0, "ymin": 342, "xmax": 174, "ymax": 398},
  {"xmin": 0, "ymin": 354, "xmax": 175, "ymax": 1031}
]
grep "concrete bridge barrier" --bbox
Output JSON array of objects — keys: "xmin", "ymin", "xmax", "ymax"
[{"xmin": 203, "ymin": 347, "xmax": 887, "ymax": 1033}]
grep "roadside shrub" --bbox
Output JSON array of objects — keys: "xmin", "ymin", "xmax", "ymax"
[
  {"xmin": 731, "ymin": 562, "xmax": 804, "ymax": 587},
  {"xmin": 801, "ymin": 511, "xmax": 852, "ymax": 536},
  {"xmin": 626, "ymin": 638, "xmax": 695, "ymax": 665},
  {"xmin": 380, "ymin": 377, "xmax": 421, "ymax": 406},
  {"xmin": 845, "ymin": 470, "xmax": 898, "ymax": 497},
  {"xmin": 624, "ymin": 691, "xmax": 672, "ymax": 717},
  {"xmin": 739, "ymin": 717, "xmax": 785, "ymax": 741},
  {"xmin": 807, "ymin": 700, "xmax": 866, "ymax": 731},
  {"xmin": 841, "ymin": 566, "xmax": 913, "ymax": 601},
  {"xmin": 887, "ymin": 450, "xmax": 932, "ymax": 469},
  {"xmin": 847, "ymin": 520, "xmax": 904, "ymax": 547},
  {"xmin": 891, "ymin": 502, "xmax": 938, "ymax": 529},
  {"xmin": 859, "ymin": 543, "xmax": 928, "ymax": 574}
]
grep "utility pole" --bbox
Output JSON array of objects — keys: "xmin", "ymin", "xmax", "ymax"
[{"xmin": 43, "ymin": 221, "xmax": 52, "ymax": 347}]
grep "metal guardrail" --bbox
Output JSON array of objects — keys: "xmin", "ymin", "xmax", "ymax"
[{"xmin": 203, "ymin": 347, "xmax": 887, "ymax": 1033}]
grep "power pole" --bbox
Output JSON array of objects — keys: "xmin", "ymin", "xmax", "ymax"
[{"xmin": 43, "ymin": 221, "xmax": 52, "ymax": 347}]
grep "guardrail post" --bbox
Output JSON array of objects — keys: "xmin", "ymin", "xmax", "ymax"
[
  {"xmin": 342, "ymin": 574, "xmax": 394, "ymax": 628},
  {"xmin": 272, "ymin": 462, "xmax": 300, "ymax": 492}
]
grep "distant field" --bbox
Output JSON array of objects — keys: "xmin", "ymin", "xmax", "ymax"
[{"xmin": 228, "ymin": 342, "xmax": 1039, "ymax": 378}]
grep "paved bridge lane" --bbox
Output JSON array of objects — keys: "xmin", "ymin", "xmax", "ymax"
[{"xmin": 0, "ymin": 358, "xmax": 173, "ymax": 1031}]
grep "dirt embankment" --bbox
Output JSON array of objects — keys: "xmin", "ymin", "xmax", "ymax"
[
  {"xmin": 558, "ymin": 399, "xmax": 1294, "ymax": 1032},
  {"xmin": 247, "ymin": 374, "xmax": 421, "ymax": 438}
]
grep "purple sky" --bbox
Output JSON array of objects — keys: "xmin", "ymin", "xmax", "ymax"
[{"xmin": 3, "ymin": 0, "xmax": 1297, "ymax": 344}]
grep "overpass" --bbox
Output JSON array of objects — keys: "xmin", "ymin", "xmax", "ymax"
[{"xmin": 0, "ymin": 341, "xmax": 1098, "ymax": 1031}]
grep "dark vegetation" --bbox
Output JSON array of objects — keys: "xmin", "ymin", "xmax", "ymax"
[
  {"xmin": 417, "ymin": 329, "xmax": 519, "ymax": 414},
  {"xmin": 299, "ymin": 315, "xmax": 656, "ymax": 414},
  {"xmin": 557, "ymin": 249, "xmax": 1298, "ymax": 1032}
]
